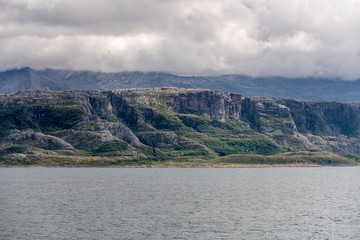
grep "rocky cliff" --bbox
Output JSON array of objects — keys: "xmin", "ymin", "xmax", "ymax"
[{"xmin": 1, "ymin": 88, "xmax": 359, "ymax": 166}]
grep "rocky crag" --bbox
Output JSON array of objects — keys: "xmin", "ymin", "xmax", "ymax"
[{"xmin": 1, "ymin": 88, "xmax": 359, "ymax": 166}]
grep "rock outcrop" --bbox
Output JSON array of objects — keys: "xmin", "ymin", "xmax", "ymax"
[
  {"xmin": 1, "ymin": 88, "xmax": 360, "ymax": 165},
  {"xmin": 3, "ymin": 130, "xmax": 76, "ymax": 151}
]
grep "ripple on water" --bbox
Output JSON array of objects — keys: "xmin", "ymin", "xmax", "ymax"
[{"xmin": 1, "ymin": 167, "xmax": 360, "ymax": 240}]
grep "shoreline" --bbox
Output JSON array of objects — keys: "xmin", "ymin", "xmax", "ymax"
[{"xmin": 0, "ymin": 163, "xmax": 338, "ymax": 168}]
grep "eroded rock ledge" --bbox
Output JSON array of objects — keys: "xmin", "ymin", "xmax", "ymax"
[{"xmin": 1, "ymin": 88, "xmax": 359, "ymax": 166}]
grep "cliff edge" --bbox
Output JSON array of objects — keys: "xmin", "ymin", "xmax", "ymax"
[{"xmin": 1, "ymin": 88, "xmax": 359, "ymax": 166}]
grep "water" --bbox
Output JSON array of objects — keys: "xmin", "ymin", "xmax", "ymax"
[{"xmin": 1, "ymin": 167, "xmax": 360, "ymax": 240}]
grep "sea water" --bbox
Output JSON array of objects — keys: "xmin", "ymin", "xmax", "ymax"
[{"xmin": 1, "ymin": 167, "xmax": 360, "ymax": 239}]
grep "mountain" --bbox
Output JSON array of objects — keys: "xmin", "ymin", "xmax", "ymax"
[
  {"xmin": 1, "ymin": 68, "xmax": 360, "ymax": 102},
  {"xmin": 0, "ymin": 88, "xmax": 359, "ymax": 166},
  {"xmin": 0, "ymin": 67, "xmax": 67, "ymax": 93}
]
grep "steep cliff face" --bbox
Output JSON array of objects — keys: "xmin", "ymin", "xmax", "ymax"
[
  {"xmin": 282, "ymin": 100, "xmax": 360, "ymax": 137},
  {"xmin": 238, "ymin": 96, "xmax": 360, "ymax": 137},
  {"xmin": 237, "ymin": 97, "xmax": 360, "ymax": 155},
  {"xmin": 109, "ymin": 88, "xmax": 242, "ymax": 122},
  {"xmin": 1, "ymin": 88, "xmax": 360, "ymax": 166},
  {"xmin": 168, "ymin": 90, "xmax": 242, "ymax": 121}
]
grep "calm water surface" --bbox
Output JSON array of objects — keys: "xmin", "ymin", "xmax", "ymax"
[{"xmin": 1, "ymin": 167, "xmax": 360, "ymax": 240}]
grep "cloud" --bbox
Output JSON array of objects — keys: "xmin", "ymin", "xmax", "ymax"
[{"xmin": 1, "ymin": 0, "xmax": 360, "ymax": 79}]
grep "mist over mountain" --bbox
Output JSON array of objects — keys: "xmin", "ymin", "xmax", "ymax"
[{"xmin": 1, "ymin": 68, "xmax": 360, "ymax": 102}]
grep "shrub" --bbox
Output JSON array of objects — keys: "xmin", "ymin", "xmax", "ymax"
[
  {"xmin": 177, "ymin": 114, "xmax": 211, "ymax": 131},
  {"xmin": 39, "ymin": 106, "xmax": 84, "ymax": 131},
  {"xmin": 5, "ymin": 145, "xmax": 28, "ymax": 154},
  {"xmin": 94, "ymin": 141, "xmax": 128, "ymax": 153},
  {"xmin": 152, "ymin": 110, "xmax": 185, "ymax": 131},
  {"xmin": 199, "ymin": 137, "xmax": 282, "ymax": 156},
  {"xmin": 0, "ymin": 106, "xmax": 39, "ymax": 137},
  {"xmin": 102, "ymin": 114, "xmax": 118, "ymax": 122}
]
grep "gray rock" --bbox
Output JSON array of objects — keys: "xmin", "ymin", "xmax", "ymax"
[
  {"xmin": 2, "ymin": 88, "xmax": 360, "ymax": 157},
  {"xmin": 138, "ymin": 131, "xmax": 179, "ymax": 148},
  {"xmin": 3, "ymin": 130, "xmax": 76, "ymax": 151},
  {"xmin": 72, "ymin": 119, "xmax": 145, "ymax": 148}
]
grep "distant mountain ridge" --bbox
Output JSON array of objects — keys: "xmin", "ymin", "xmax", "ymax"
[{"xmin": 1, "ymin": 67, "xmax": 360, "ymax": 102}]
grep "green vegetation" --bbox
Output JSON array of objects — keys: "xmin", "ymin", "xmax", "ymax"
[
  {"xmin": 0, "ymin": 105, "xmax": 84, "ymax": 137},
  {"xmin": 174, "ymin": 113, "xmax": 282, "ymax": 157},
  {"xmin": 259, "ymin": 114, "xmax": 294, "ymax": 134},
  {"xmin": 94, "ymin": 140, "xmax": 128, "ymax": 153},
  {"xmin": 332, "ymin": 111, "xmax": 359, "ymax": 137},
  {"xmin": 39, "ymin": 106, "xmax": 84, "ymax": 132},
  {"xmin": 212, "ymin": 151, "xmax": 357, "ymax": 166},
  {"xmin": 178, "ymin": 115, "xmax": 251, "ymax": 135},
  {"xmin": 214, "ymin": 154, "xmax": 310, "ymax": 165},
  {"xmin": 151, "ymin": 110, "xmax": 185, "ymax": 131},
  {"xmin": 197, "ymin": 137, "xmax": 282, "ymax": 156},
  {"xmin": 101, "ymin": 113, "xmax": 118, "ymax": 122},
  {"xmin": 289, "ymin": 106, "xmax": 327, "ymax": 135},
  {"xmin": 4, "ymin": 145, "xmax": 28, "ymax": 154},
  {"xmin": 1, "ymin": 89, "xmax": 359, "ymax": 167},
  {"xmin": 293, "ymin": 152, "xmax": 355, "ymax": 165},
  {"xmin": 177, "ymin": 114, "xmax": 211, "ymax": 131},
  {"xmin": 0, "ymin": 106, "xmax": 39, "ymax": 137}
]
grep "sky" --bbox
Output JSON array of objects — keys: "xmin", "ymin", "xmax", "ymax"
[{"xmin": 1, "ymin": 0, "xmax": 360, "ymax": 79}]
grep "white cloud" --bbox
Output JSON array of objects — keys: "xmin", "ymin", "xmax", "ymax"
[{"xmin": 1, "ymin": 0, "xmax": 360, "ymax": 79}]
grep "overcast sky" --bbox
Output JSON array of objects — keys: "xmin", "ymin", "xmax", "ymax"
[{"xmin": 1, "ymin": 0, "xmax": 360, "ymax": 79}]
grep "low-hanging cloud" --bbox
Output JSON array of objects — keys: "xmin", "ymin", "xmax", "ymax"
[{"xmin": 1, "ymin": 0, "xmax": 360, "ymax": 79}]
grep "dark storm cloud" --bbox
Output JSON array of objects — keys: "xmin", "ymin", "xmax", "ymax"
[{"xmin": 1, "ymin": 0, "xmax": 360, "ymax": 79}]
